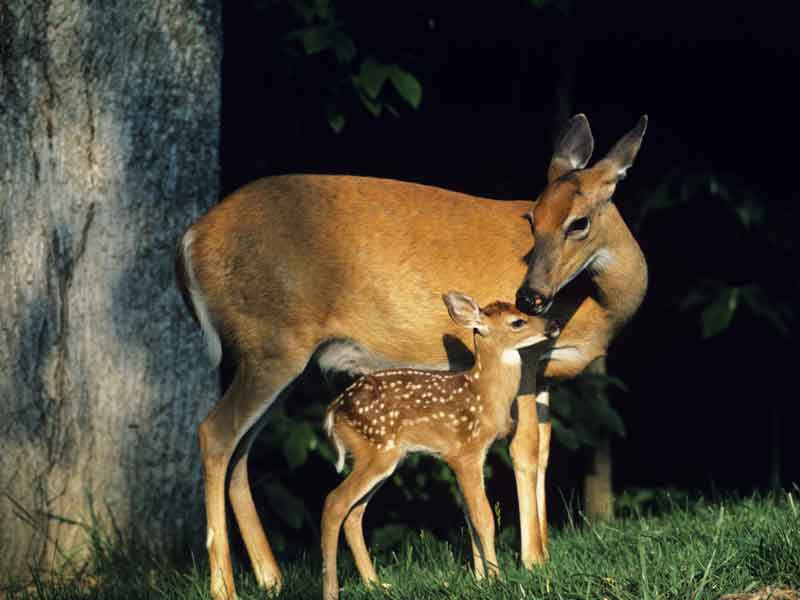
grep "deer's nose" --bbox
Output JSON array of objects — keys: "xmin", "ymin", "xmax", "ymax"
[
  {"xmin": 545, "ymin": 320, "xmax": 561, "ymax": 339},
  {"xmin": 516, "ymin": 287, "xmax": 552, "ymax": 315}
]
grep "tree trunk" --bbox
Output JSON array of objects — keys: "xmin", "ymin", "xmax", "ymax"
[
  {"xmin": 0, "ymin": 1, "xmax": 221, "ymax": 583},
  {"xmin": 583, "ymin": 357, "xmax": 614, "ymax": 519}
]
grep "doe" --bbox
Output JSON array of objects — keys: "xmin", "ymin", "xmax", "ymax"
[{"xmin": 321, "ymin": 292, "xmax": 560, "ymax": 600}]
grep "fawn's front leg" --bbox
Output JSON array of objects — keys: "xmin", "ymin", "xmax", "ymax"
[{"xmin": 450, "ymin": 453, "xmax": 500, "ymax": 579}]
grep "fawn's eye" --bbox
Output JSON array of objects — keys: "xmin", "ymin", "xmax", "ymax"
[
  {"xmin": 510, "ymin": 319, "xmax": 526, "ymax": 330},
  {"xmin": 566, "ymin": 216, "xmax": 590, "ymax": 237}
]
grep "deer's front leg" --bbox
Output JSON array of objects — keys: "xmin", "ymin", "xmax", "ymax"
[
  {"xmin": 535, "ymin": 389, "xmax": 551, "ymax": 557},
  {"xmin": 509, "ymin": 392, "xmax": 545, "ymax": 568}
]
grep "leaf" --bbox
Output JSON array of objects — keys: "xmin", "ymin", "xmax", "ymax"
[
  {"xmin": 261, "ymin": 483, "xmax": 305, "ymax": 530},
  {"xmin": 552, "ymin": 419, "xmax": 579, "ymax": 451},
  {"xmin": 331, "ymin": 30, "xmax": 356, "ymax": 63},
  {"xmin": 701, "ymin": 286, "xmax": 739, "ymax": 339},
  {"xmin": 282, "ymin": 422, "xmax": 315, "ymax": 469},
  {"xmin": 371, "ymin": 524, "xmax": 413, "ymax": 551},
  {"xmin": 389, "ymin": 66, "xmax": 422, "ymax": 109},
  {"xmin": 300, "ymin": 26, "xmax": 333, "ymax": 55},
  {"xmin": 326, "ymin": 108, "xmax": 346, "ymax": 134},
  {"xmin": 740, "ymin": 284, "xmax": 793, "ymax": 338},
  {"xmin": 492, "ymin": 443, "xmax": 513, "ymax": 468},
  {"xmin": 316, "ymin": 437, "xmax": 336, "ymax": 463},
  {"xmin": 551, "ymin": 385, "xmax": 579, "ymax": 419},
  {"xmin": 287, "ymin": 0, "xmax": 315, "ymax": 24},
  {"xmin": 357, "ymin": 91, "xmax": 382, "ymax": 117},
  {"xmin": 591, "ymin": 398, "xmax": 627, "ymax": 438},
  {"xmin": 288, "ymin": 0, "xmax": 333, "ymax": 24},
  {"xmin": 358, "ymin": 58, "xmax": 391, "ymax": 99}
]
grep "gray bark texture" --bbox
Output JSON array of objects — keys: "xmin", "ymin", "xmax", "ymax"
[{"xmin": 0, "ymin": 1, "xmax": 221, "ymax": 583}]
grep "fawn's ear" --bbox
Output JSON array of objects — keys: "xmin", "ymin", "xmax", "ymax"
[{"xmin": 442, "ymin": 291, "xmax": 489, "ymax": 335}]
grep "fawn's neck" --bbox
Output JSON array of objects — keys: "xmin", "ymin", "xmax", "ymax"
[{"xmin": 468, "ymin": 333, "xmax": 523, "ymax": 418}]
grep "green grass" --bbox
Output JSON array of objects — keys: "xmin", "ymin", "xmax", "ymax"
[{"xmin": 5, "ymin": 493, "xmax": 800, "ymax": 600}]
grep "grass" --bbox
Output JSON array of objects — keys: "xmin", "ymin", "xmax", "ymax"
[{"xmin": 4, "ymin": 493, "xmax": 799, "ymax": 600}]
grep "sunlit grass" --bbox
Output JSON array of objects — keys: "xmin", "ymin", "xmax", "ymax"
[{"xmin": 4, "ymin": 493, "xmax": 799, "ymax": 600}]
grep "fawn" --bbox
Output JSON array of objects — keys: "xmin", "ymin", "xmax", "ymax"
[{"xmin": 321, "ymin": 292, "xmax": 560, "ymax": 600}]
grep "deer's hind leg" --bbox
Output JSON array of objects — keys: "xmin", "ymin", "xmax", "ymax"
[{"xmin": 199, "ymin": 349, "xmax": 309, "ymax": 600}]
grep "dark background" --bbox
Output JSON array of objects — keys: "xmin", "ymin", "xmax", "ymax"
[{"xmin": 218, "ymin": 0, "xmax": 799, "ymax": 554}]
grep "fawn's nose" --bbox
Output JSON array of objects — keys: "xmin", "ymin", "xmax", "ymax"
[
  {"xmin": 545, "ymin": 320, "xmax": 561, "ymax": 339},
  {"xmin": 516, "ymin": 286, "xmax": 553, "ymax": 315}
]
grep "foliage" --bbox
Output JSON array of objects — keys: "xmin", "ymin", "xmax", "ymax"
[
  {"xmin": 550, "ymin": 372, "xmax": 628, "ymax": 451},
  {"xmin": 636, "ymin": 171, "xmax": 797, "ymax": 341},
  {"xmin": 274, "ymin": 0, "xmax": 424, "ymax": 132},
  {"xmin": 6, "ymin": 494, "xmax": 800, "ymax": 599}
]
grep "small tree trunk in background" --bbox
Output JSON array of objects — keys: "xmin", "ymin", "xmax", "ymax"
[
  {"xmin": 583, "ymin": 357, "xmax": 614, "ymax": 519},
  {"xmin": 0, "ymin": 1, "xmax": 220, "ymax": 583}
]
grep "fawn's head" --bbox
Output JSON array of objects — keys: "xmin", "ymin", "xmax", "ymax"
[
  {"xmin": 516, "ymin": 114, "xmax": 648, "ymax": 315},
  {"xmin": 442, "ymin": 291, "xmax": 560, "ymax": 357}
]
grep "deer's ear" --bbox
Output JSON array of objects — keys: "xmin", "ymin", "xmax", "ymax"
[
  {"xmin": 594, "ymin": 114, "xmax": 648, "ymax": 183},
  {"xmin": 442, "ymin": 291, "xmax": 488, "ymax": 335},
  {"xmin": 547, "ymin": 114, "xmax": 594, "ymax": 182}
]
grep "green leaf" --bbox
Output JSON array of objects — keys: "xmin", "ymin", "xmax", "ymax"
[
  {"xmin": 357, "ymin": 91, "xmax": 382, "ymax": 117},
  {"xmin": 701, "ymin": 286, "xmax": 739, "ymax": 339},
  {"xmin": 740, "ymin": 284, "xmax": 793, "ymax": 338},
  {"xmin": 592, "ymin": 398, "xmax": 627, "ymax": 438},
  {"xmin": 492, "ymin": 443, "xmax": 513, "ymax": 468},
  {"xmin": 371, "ymin": 524, "xmax": 413, "ymax": 551},
  {"xmin": 288, "ymin": 0, "xmax": 315, "ymax": 24},
  {"xmin": 261, "ymin": 483, "xmax": 305, "ymax": 530},
  {"xmin": 282, "ymin": 422, "xmax": 315, "ymax": 469},
  {"xmin": 389, "ymin": 66, "xmax": 422, "ymax": 109},
  {"xmin": 552, "ymin": 419, "xmax": 580, "ymax": 451},
  {"xmin": 358, "ymin": 58, "xmax": 391, "ymax": 99},
  {"xmin": 317, "ymin": 440, "xmax": 336, "ymax": 464},
  {"xmin": 331, "ymin": 30, "xmax": 356, "ymax": 63},
  {"xmin": 300, "ymin": 26, "xmax": 333, "ymax": 55},
  {"xmin": 326, "ymin": 108, "xmax": 346, "ymax": 133}
]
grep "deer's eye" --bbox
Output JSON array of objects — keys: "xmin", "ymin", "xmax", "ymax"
[
  {"xmin": 510, "ymin": 319, "xmax": 526, "ymax": 330},
  {"xmin": 566, "ymin": 216, "xmax": 590, "ymax": 237}
]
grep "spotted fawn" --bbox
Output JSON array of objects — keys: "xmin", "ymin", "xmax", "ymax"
[{"xmin": 320, "ymin": 291, "xmax": 560, "ymax": 600}]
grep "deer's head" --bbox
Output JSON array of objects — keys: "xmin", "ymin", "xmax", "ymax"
[{"xmin": 516, "ymin": 114, "xmax": 648, "ymax": 315}]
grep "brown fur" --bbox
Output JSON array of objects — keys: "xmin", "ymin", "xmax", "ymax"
[
  {"xmin": 320, "ymin": 299, "xmax": 556, "ymax": 600},
  {"xmin": 180, "ymin": 115, "xmax": 649, "ymax": 600}
]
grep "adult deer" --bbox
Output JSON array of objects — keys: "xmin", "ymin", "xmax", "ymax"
[{"xmin": 176, "ymin": 114, "xmax": 648, "ymax": 600}]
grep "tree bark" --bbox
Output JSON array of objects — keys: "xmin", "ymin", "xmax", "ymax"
[
  {"xmin": 0, "ymin": 1, "xmax": 221, "ymax": 583},
  {"xmin": 582, "ymin": 357, "xmax": 614, "ymax": 519}
]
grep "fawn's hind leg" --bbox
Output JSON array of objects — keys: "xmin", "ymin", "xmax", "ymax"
[
  {"xmin": 321, "ymin": 452, "xmax": 400, "ymax": 600},
  {"xmin": 343, "ymin": 474, "xmax": 390, "ymax": 586}
]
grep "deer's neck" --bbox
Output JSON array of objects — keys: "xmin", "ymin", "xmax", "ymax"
[
  {"xmin": 468, "ymin": 335, "xmax": 522, "ymax": 419},
  {"xmin": 590, "ymin": 205, "xmax": 648, "ymax": 331}
]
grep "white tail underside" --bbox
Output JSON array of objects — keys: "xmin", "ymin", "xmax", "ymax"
[{"xmin": 182, "ymin": 230, "xmax": 222, "ymax": 368}]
